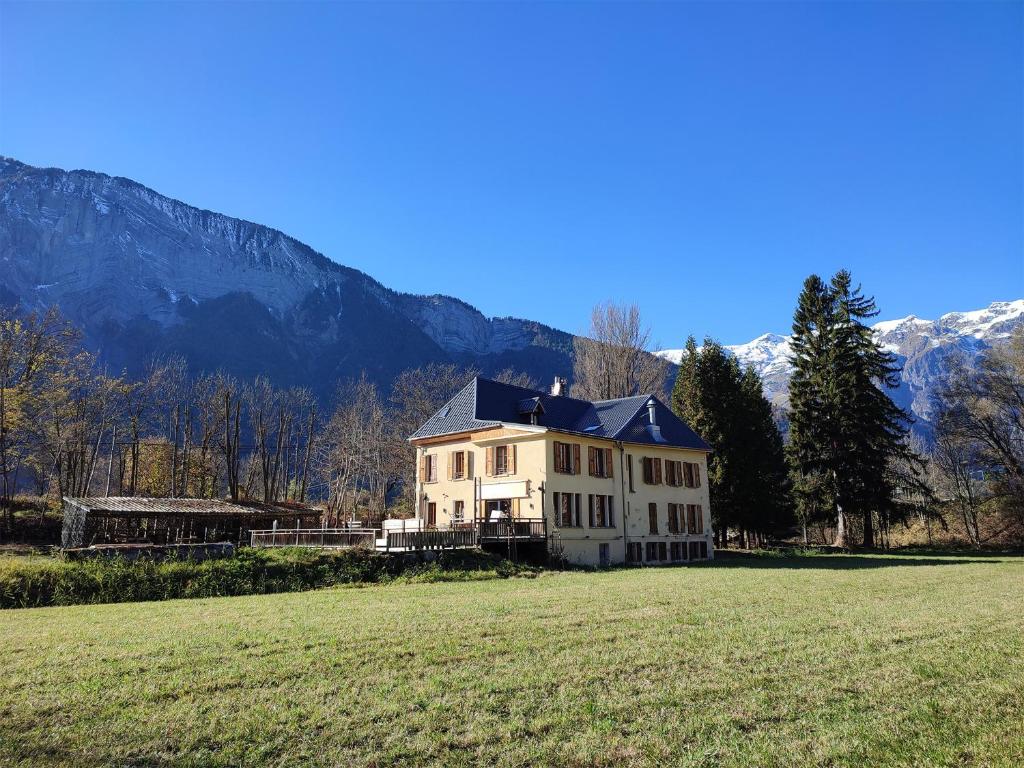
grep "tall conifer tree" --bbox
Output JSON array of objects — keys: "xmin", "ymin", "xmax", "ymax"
[{"xmin": 788, "ymin": 270, "xmax": 926, "ymax": 547}]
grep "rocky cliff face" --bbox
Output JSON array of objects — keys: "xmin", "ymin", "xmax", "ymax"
[
  {"xmin": 0, "ymin": 157, "xmax": 574, "ymax": 397},
  {"xmin": 658, "ymin": 300, "xmax": 1024, "ymax": 433}
]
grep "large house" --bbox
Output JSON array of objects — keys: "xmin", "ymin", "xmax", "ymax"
[{"xmin": 409, "ymin": 376, "xmax": 714, "ymax": 567}]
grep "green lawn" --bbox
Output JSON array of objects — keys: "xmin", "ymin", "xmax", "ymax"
[{"xmin": 1, "ymin": 553, "xmax": 1022, "ymax": 767}]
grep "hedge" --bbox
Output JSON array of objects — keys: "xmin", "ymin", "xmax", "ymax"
[{"xmin": 0, "ymin": 548, "xmax": 538, "ymax": 609}]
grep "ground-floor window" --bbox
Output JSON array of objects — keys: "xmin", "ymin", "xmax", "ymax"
[
  {"xmin": 670, "ymin": 541, "xmax": 685, "ymax": 561},
  {"xmin": 599, "ymin": 543, "xmax": 610, "ymax": 567},
  {"xmin": 627, "ymin": 542, "xmax": 642, "ymax": 563},
  {"xmin": 688, "ymin": 540, "xmax": 709, "ymax": 560},
  {"xmin": 452, "ymin": 500, "xmax": 464, "ymax": 523},
  {"xmin": 646, "ymin": 541, "xmax": 667, "ymax": 562}
]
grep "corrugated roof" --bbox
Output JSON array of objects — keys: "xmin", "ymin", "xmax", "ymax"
[
  {"xmin": 62, "ymin": 497, "xmax": 320, "ymax": 516},
  {"xmin": 409, "ymin": 377, "xmax": 711, "ymax": 451}
]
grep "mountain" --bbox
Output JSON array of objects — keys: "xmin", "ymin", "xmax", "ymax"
[
  {"xmin": 0, "ymin": 157, "xmax": 574, "ymax": 400},
  {"xmin": 657, "ymin": 299, "xmax": 1024, "ymax": 431}
]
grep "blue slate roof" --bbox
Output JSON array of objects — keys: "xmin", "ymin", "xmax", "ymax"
[{"xmin": 409, "ymin": 377, "xmax": 711, "ymax": 451}]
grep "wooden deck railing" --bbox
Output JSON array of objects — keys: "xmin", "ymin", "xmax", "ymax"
[
  {"xmin": 250, "ymin": 528, "xmax": 378, "ymax": 549},
  {"xmin": 385, "ymin": 528, "xmax": 478, "ymax": 551},
  {"xmin": 477, "ymin": 519, "xmax": 547, "ymax": 541}
]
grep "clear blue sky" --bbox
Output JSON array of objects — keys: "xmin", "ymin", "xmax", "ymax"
[{"xmin": 1, "ymin": 1, "xmax": 1020, "ymax": 346}]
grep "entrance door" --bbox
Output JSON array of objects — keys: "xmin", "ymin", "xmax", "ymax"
[{"xmin": 485, "ymin": 499, "xmax": 512, "ymax": 520}]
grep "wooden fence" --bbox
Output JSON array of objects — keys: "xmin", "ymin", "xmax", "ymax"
[{"xmin": 250, "ymin": 528, "xmax": 378, "ymax": 549}]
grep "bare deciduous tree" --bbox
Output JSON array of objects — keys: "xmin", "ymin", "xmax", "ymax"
[{"xmin": 571, "ymin": 302, "xmax": 668, "ymax": 400}]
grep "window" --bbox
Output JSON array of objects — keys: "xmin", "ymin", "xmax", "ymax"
[
  {"xmin": 688, "ymin": 541, "xmax": 708, "ymax": 560},
  {"xmin": 452, "ymin": 500, "xmax": 465, "ymax": 523},
  {"xmin": 426, "ymin": 502, "xmax": 436, "ymax": 526},
  {"xmin": 670, "ymin": 541, "xmax": 683, "ymax": 561},
  {"xmin": 648, "ymin": 502, "xmax": 658, "ymax": 534},
  {"xmin": 642, "ymin": 457, "xmax": 663, "ymax": 485},
  {"xmin": 554, "ymin": 441, "xmax": 580, "ymax": 474},
  {"xmin": 487, "ymin": 444, "xmax": 516, "ymax": 476},
  {"xmin": 599, "ymin": 543, "xmax": 610, "ymax": 567},
  {"xmin": 687, "ymin": 504, "xmax": 704, "ymax": 534},
  {"xmin": 627, "ymin": 542, "xmax": 642, "ymax": 563},
  {"xmin": 645, "ymin": 541, "xmax": 658, "ymax": 562},
  {"xmin": 684, "ymin": 462, "xmax": 702, "ymax": 488},
  {"xmin": 422, "ymin": 454, "xmax": 438, "ymax": 483},
  {"xmin": 449, "ymin": 450, "xmax": 468, "ymax": 480},
  {"xmin": 588, "ymin": 446, "xmax": 613, "ymax": 478},
  {"xmin": 553, "ymin": 492, "xmax": 582, "ymax": 527},
  {"xmin": 589, "ymin": 494, "xmax": 614, "ymax": 528},
  {"xmin": 627, "ymin": 454, "xmax": 635, "ymax": 492},
  {"xmin": 667, "ymin": 503, "xmax": 681, "ymax": 534},
  {"xmin": 665, "ymin": 460, "xmax": 683, "ymax": 487},
  {"xmin": 658, "ymin": 542, "xmax": 667, "ymax": 562}
]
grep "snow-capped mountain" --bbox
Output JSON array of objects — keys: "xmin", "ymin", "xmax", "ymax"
[
  {"xmin": 657, "ymin": 299, "xmax": 1024, "ymax": 428},
  {"xmin": 0, "ymin": 157, "xmax": 574, "ymax": 398}
]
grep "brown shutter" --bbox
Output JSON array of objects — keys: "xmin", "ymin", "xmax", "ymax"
[
  {"xmin": 553, "ymin": 441, "xmax": 562, "ymax": 473},
  {"xmin": 485, "ymin": 447, "xmax": 494, "ymax": 476},
  {"xmin": 573, "ymin": 444, "xmax": 581, "ymax": 475},
  {"xmin": 588, "ymin": 446, "xmax": 597, "ymax": 477},
  {"xmin": 605, "ymin": 448, "xmax": 613, "ymax": 478},
  {"xmin": 588, "ymin": 494, "xmax": 595, "ymax": 527},
  {"xmin": 509, "ymin": 444, "xmax": 517, "ymax": 475},
  {"xmin": 649, "ymin": 502, "xmax": 658, "ymax": 534},
  {"xmin": 694, "ymin": 463, "xmax": 701, "ymax": 488},
  {"xmin": 654, "ymin": 458, "xmax": 663, "ymax": 485}
]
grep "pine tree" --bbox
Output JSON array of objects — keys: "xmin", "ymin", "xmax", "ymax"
[
  {"xmin": 788, "ymin": 270, "xmax": 927, "ymax": 548},
  {"xmin": 671, "ymin": 336, "xmax": 792, "ymax": 546}
]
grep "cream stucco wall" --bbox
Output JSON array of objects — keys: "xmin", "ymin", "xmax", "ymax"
[{"xmin": 412, "ymin": 427, "xmax": 714, "ymax": 567}]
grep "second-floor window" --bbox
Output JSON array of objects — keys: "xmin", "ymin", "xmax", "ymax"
[
  {"xmin": 665, "ymin": 460, "xmax": 682, "ymax": 487},
  {"xmin": 642, "ymin": 457, "xmax": 663, "ymax": 485},
  {"xmin": 588, "ymin": 446, "xmax": 613, "ymax": 478},
  {"xmin": 486, "ymin": 444, "xmax": 516, "ymax": 476},
  {"xmin": 422, "ymin": 454, "xmax": 438, "ymax": 483},
  {"xmin": 684, "ymin": 462, "xmax": 702, "ymax": 488},
  {"xmin": 553, "ymin": 441, "xmax": 579, "ymax": 474},
  {"xmin": 449, "ymin": 450, "xmax": 469, "ymax": 480},
  {"xmin": 589, "ymin": 494, "xmax": 615, "ymax": 528}
]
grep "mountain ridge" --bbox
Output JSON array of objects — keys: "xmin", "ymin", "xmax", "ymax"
[
  {"xmin": 657, "ymin": 299, "xmax": 1024, "ymax": 430},
  {"xmin": 0, "ymin": 157, "xmax": 575, "ymax": 396}
]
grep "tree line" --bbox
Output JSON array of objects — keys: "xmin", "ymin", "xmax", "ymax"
[{"xmin": 3, "ymin": 274, "xmax": 1021, "ymax": 548}]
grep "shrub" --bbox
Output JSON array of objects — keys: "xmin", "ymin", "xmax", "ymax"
[{"xmin": 0, "ymin": 548, "xmax": 539, "ymax": 609}]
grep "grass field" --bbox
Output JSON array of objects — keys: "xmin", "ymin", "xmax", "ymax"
[{"xmin": 1, "ymin": 552, "xmax": 1022, "ymax": 767}]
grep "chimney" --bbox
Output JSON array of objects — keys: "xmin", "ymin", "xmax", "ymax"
[
  {"xmin": 550, "ymin": 376, "xmax": 566, "ymax": 397},
  {"xmin": 647, "ymin": 397, "xmax": 657, "ymax": 425}
]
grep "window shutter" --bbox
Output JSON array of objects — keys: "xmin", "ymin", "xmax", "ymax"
[
  {"xmin": 642, "ymin": 458, "xmax": 651, "ymax": 484},
  {"xmin": 466, "ymin": 451, "xmax": 473, "ymax": 479},
  {"xmin": 574, "ymin": 494, "xmax": 581, "ymax": 526},
  {"xmin": 588, "ymin": 494, "xmax": 595, "ymax": 527},
  {"xmin": 608, "ymin": 496, "xmax": 615, "ymax": 527},
  {"xmin": 694, "ymin": 463, "xmax": 701, "ymax": 488},
  {"xmin": 509, "ymin": 444, "xmax": 517, "ymax": 475},
  {"xmin": 588, "ymin": 447, "xmax": 597, "ymax": 476},
  {"xmin": 605, "ymin": 448, "xmax": 613, "ymax": 478},
  {"xmin": 573, "ymin": 444, "xmax": 581, "ymax": 475},
  {"xmin": 419, "ymin": 454, "xmax": 427, "ymax": 482},
  {"xmin": 447, "ymin": 452, "xmax": 453, "ymax": 481},
  {"xmin": 648, "ymin": 502, "xmax": 657, "ymax": 534},
  {"xmin": 485, "ymin": 447, "xmax": 494, "ymax": 476},
  {"xmin": 553, "ymin": 442, "xmax": 562, "ymax": 473},
  {"xmin": 654, "ymin": 458, "xmax": 663, "ymax": 485}
]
